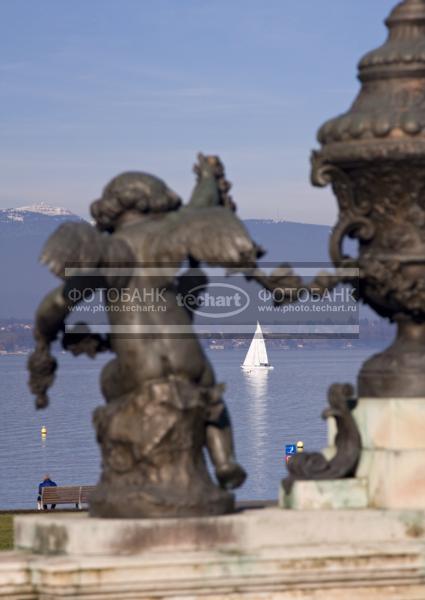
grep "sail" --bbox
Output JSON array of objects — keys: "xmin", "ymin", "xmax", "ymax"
[
  {"xmin": 256, "ymin": 323, "xmax": 269, "ymax": 365},
  {"xmin": 242, "ymin": 322, "xmax": 270, "ymax": 367},
  {"xmin": 242, "ymin": 334, "xmax": 257, "ymax": 367}
]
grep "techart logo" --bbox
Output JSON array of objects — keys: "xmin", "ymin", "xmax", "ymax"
[{"xmin": 177, "ymin": 283, "xmax": 250, "ymax": 319}]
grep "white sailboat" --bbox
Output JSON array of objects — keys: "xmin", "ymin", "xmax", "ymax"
[{"xmin": 241, "ymin": 322, "xmax": 274, "ymax": 372}]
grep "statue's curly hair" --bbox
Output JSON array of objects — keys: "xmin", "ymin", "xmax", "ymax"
[{"xmin": 90, "ymin": 172, "xmax": 181, "ymax": 232}]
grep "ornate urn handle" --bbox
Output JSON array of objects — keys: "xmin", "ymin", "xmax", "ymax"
[{"xmin": 311, "ymin": 152, "xmax": 375, "ymax": 274}]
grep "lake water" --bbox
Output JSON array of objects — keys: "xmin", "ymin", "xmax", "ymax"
[{"xmin": 0, "ymin": 347, "xmax": 381, "ymax": 509}]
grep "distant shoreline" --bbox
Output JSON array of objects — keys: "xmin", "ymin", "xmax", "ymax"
[{"xmin": 0, "ymin": 342, "xmax": 389, "ymax": 357}]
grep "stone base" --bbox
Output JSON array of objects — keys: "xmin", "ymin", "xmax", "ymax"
[
  {"xmin": 4, "ymin": 546, "xmax": 425, "ymax": 600},
  {"xmin": 357, "ymin": 448, "xmax": 425, "ymax": 509},
  {"xmin": 6, "ymin": 508, "xmax": 425, "ymax": 598},
  {"xmin": 321, "ymin": 397, "xmax": 425, "ymax": 510},
  {"xmin": 279, "ymin": 478, "xmax": 368, "ymax": 510},
  {"xmin": 89, "ymin": 479, "xmax": 235, "ymax": 519}
]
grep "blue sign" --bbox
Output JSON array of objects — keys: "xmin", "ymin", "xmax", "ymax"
[{"xmin": 285, "ymin": 444, "xmax": 297, "ymax": 456}]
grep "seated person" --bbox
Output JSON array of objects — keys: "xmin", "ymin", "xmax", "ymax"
[{"xmin": 37, "ymin": 474, "xmax": 57, "ymax": 510}]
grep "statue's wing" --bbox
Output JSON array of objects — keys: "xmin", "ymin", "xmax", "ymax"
[
  {"xmin": 152, "ymin": 207, "xmax": 260, "ymax": 267},
  {"xmin": 40, "ymin": 221, "xmax": 135, "ymax": 284},
  {"xmin": 40, "ymin": 221, "xmax": 105, "ymax": 278}
]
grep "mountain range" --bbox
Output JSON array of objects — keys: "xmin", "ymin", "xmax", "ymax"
[
  {"xmin": 0, "ymin": 204, "xmax": 82, "ymax": 319},
  {"xmin": 0, "ymin": 203, "xmax": 336, "ymax": 319}
]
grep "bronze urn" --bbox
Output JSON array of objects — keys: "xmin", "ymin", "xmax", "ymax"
[{"xmin": 312, "ymin": 0, "xmax": 425, "ymax": 398}]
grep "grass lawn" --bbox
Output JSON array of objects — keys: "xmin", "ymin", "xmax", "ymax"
[{"xmin": 0, "ymin": 514, "xmax": 13, "ymax": 550}]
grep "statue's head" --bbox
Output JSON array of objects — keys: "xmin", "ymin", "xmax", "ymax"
[
  {"xmin": 91, "ymin": 172, "xmax": 182, "ymax": 232},
  {"xmin": 323, "ymin": 383, "xmax": 354, "ymax": 419}
]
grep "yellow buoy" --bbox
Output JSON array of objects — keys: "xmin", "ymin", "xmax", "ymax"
[
  {"xmin": 296, "ymin": 440, "xmax": 304, "ymax": 453},
  {"xmin": 41, "ymin": 425, "xmax": 47, "ymax": 437}
]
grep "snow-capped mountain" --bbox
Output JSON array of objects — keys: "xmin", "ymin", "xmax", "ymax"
[
  {"xmin": 15, "ymin": 202, "xmax": 75, "ymax": 217},
  {"xmin": 0, "ymin": 204, "xmax": 82, "ymax": 317},
  {"xmin": 0, "ymin": 202, "xmax": 79, "ymax": 233}
]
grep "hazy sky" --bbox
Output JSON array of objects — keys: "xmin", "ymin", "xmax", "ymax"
[{"xmin": 1, "ymin": 0, "xmax": 396, "ymax": 223}]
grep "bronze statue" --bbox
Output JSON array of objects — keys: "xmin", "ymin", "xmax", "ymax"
[
  {"xmin": 282, "ymin": 384, "xmax": 361, "ymax": 494},
  {"xmin": 28, "ymin": 155, "xmax": 260, "ymax": 518}
]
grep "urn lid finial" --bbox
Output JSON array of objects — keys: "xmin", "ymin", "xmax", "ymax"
[
  {"xmin": 387, "ymin": 0, "xmax": 425, "ymax": 24},
  {"xmin": 316, "ymin": 0, "xmax": 425, "ymax": 162},
  {"xmin": 359, "ymin": 0, "xmax": 425, "ymax": 77}
]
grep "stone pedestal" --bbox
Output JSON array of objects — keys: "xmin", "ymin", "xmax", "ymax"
[
  {"xmin": 281, "ymin": 397, "xmax": 425, "ymax": 511},
  {"xmin": 279, "ymin": 478, "xmax": 368, "ymax": 510},
  {"xmin": 355, "ymin": 398, "xmax": 425, "ymax": 509},
  {"xmin": 3, "ymin": 508, "xmax": 425, "ymax": 599}
]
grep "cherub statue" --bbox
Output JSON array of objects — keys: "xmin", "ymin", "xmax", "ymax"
[{"xmin": 28, "ymin": 154, "xmax": 261, "ymax": 518}]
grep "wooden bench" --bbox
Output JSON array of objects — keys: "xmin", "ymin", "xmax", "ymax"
[{"xmin": 40, "ymin": 485, "xmax": 95, "ymax": 510}]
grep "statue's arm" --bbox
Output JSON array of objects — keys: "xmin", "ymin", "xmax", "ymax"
[
  {"xmin": 27, "ymin": 285, "xmax": 68, "ymax": 409},
  {"xmin": 33, "ymin": 284, "xmax": 71, "ymax": 344},
  {"xmin": 29, "ymin": 274, "xmax": 112, "ymax": 408},
  {"xmin": 188, "ymin": 153, "xmax": 235, "ymax": 211},
  {"xmin": 28, "ymin": 283, "xmax": 80, "ymax": 409},
  {"xmin": 30, "ymin": 274, "xmax": 105, "ymax": 407}
]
